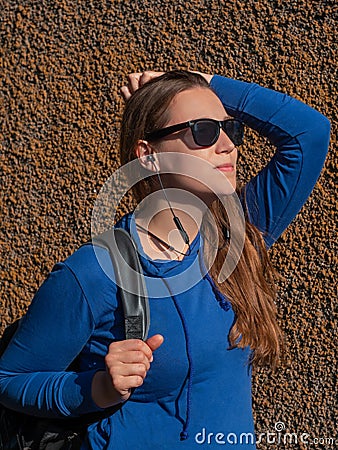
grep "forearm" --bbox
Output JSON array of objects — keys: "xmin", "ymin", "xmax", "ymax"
[
  {"xmin": 0, "ymin": 262, "xmax": 98, "ymax": 418},
  {"xmin": 0, "ymin": 369, "xmax": 103, "ymax": 418},
  {"xmin": 210, "ymin": 74, "xmax": 330, "ymax": 148},
  {"xmin": 210, "ymin": 75, "xmax": 330, "ymax": 246}
]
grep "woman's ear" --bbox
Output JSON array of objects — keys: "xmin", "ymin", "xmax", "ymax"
[{"xmin": 135, "ymin": 140, "xmax": 159, "ymax": 172}]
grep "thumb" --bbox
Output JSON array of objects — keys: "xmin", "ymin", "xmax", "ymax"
[{"xmin": 146, "ymin": 334, "xmax": 164, "ymax": 353}]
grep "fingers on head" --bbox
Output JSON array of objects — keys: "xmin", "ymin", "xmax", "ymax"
[
  {"xmin": 128, "ymin": 73, "xmax": 142, "ymax": 92},
  {"xmin": 122, "ymin": 71, "xmax": 164, "ymax": 99},
  {"xmin": 120, "ymin": 85, "xmax": 131, "ymax": 100}
]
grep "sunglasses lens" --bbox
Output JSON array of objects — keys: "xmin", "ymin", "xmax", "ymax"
[
  {"xmin": 224, "ymin": 120, "xmax": 244, "ymax": 146},
  {"xmin": 193, "ymin": 120, "xmax": 219, "ymax": 146},
  {"xmin": 192, "ymin": 119, "xmax": 244, "ymax": 147}
]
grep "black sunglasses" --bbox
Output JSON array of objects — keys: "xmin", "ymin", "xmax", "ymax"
[{"xmin": 145, "ymin": 118, "xmax": 244, "ymax": 147}]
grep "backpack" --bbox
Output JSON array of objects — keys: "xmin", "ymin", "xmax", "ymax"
[{"xmin": 0, "ymin": 228, "xmax": 149, "ymax": 450}]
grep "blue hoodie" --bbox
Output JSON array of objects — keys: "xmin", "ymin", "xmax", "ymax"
[{"xmin": 0, "ymin": 75, "xmax": 330, "ymax": 449}]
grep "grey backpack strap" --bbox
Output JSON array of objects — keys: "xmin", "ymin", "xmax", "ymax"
[{"xmin": 92, "ymin": 228, "xmax": 150, "ymax": 341}]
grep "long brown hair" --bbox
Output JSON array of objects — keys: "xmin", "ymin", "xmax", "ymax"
[{"xmin": 119, "ymin": 70, "xmax": 284, "ymax": 369}]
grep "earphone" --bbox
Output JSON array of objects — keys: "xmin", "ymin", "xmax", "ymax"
[
  {"xmin": 145, "ymin": 153, "xmax": 190, "ymax": 247},
  {"xmin": 146, "ymin": 154, "xmax": 155, "ymax": 162}
]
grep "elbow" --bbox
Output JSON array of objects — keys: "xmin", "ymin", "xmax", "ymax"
[
  {"xmin": 317, "ymin": 113, "xmax": 331, "ymax": 142},
  {"xmin": 318, "ymin": 116, "xmax": 331, "ymax": 164},
  {"xmin": 304, "ymin": 111, "xmax": 331, "ymax": 164},
  {"xmin": 316, "ymin": 114, "xmax": 331, "ymax": 161}
]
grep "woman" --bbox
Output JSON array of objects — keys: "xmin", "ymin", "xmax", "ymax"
[{"xmin": 0, "ymin": 70, "xmax": 330, "ymax": 449}]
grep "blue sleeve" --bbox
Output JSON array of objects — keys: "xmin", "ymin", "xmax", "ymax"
[
  {"xmin": 210, "ymin": 75, "xmax": 331, "ymax": 248},
  {"xmin": 0, "ymin": 262, "xmax": 104, "ymax": 418}
]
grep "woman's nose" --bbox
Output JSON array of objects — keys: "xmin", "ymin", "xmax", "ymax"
[{"xmin": 215, "ymin": 129, "xmax": 236, "ymax": 153}]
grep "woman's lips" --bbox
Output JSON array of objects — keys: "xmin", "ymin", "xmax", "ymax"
[{"xmin": 215, "ymin": 164, "xmax": 235, "ymax": 172}]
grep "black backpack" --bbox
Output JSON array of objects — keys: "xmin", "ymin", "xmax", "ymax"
[{"xmin": 0, "ymin": 228, "xmax": 149, "ymax": 450}]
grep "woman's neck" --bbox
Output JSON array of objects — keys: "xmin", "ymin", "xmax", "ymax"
[{"xmin": 134, "ymin": 190, "xmax": 208, "ymax": 260}]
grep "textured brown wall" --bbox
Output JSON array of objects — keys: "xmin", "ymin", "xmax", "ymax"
[{"xmin": 1, "ymin": 0, "xmax": 337, "ymax": 448}]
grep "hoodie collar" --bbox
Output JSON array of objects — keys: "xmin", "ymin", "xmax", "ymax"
[{"xmin": 115, "ymin": 211, "xmax": 202, "ymax": 279}]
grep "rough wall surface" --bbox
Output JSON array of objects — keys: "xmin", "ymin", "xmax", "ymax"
[{"xmin": 1, "ymin": 0, "xmax": 337, "ymax": 448}]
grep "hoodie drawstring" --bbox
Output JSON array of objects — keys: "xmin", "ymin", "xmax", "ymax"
[
  {"xmin": 161, "ymin": 277, "xmax": 193, "ymax": 441},
  {"xmin": 159, "ymin": 266, "xmax": 231, "ymax": 441},
  {"xmin": 204, "ymin": 272, "xmax": 231, "ymax": 312}
]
